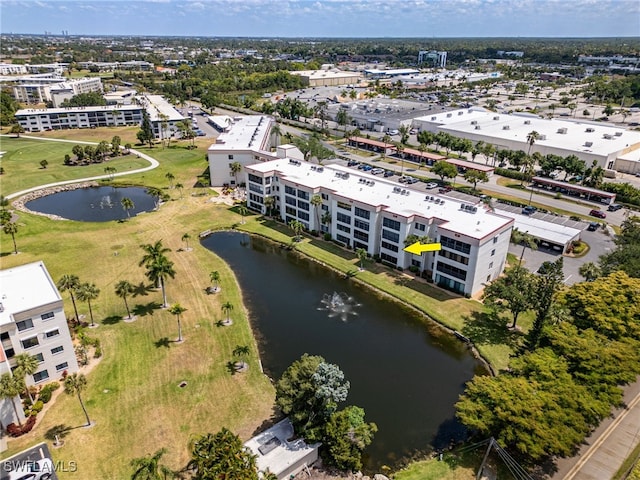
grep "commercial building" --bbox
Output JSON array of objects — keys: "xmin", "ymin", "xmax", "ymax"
[
  {"xmin": 15, "ymin": 94, "xmax": 185, "ymax": 139},
  {"xmin": 206, "ymin": 115, "xmax": 276, "ymax": 186},
  {"xmin": 412, "ymin": 108, "xmax": 640, "ymax": 172},
  {"xmin": 418, "ymin": 50, "xmax": 447, "ymax": 68},
  {"xmin": 245, "ymin": 159, "xmax": 514, "ymax": 296},
  {"xmin": 327, "ymin": 98, "xmax": 435, "ymax": 132},
  {"xmin": 0, "ymin": 261, "xmax": 79, "ymax": 429},
  {"xmin": 290, "ymin": 69, "xmax": 361, "ymax": 87}
]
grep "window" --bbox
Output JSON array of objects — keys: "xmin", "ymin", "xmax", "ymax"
[
  {"xmin": 491, "ymin": 249, "xmax": 495, "ymax": 256},
  {"xmin": 16, "ymin": 319, "xmax": 34, "ymax": 332},
  {"xmin": 51, "ymin": 345, "xmax": 64, "ymax": 355},
  {"xmin": 41, "ymin": 312, "xmax": 55, "ymax": 321},
  {"xmin": 285, "ymin": 185, "xmax": 296, "ymax": 195},
  {"xmin": 55, "ymin": 362, "xmax": 69, "ymax": 372},
  {"xmin": 321, "ymin": 193, "xmax": 328, "ymax": 200},
  {"xmin": 298, "ymin": 211, "xmax": 310, "ymax": 221},
  {"xmin": 382, "ymin": 229, "xmax": 400, "ymax": 243},
  {"xmin": 489, "ymin": 262, "xmax": 494, "ymax": 269},
  {"xmin": 45, "ymin": 329, "xmax": 60, "ymax": 338},
  {"xmin": 337, "ymin": 201, "xmax": 352, "ymax": 211},
  {"xmin": 438, "ymin": 250, "xmax": 469, "ymax": 265},
  {"xmin": 411, "ymin": 259, "xmax": 422, "ymax": 268},
  {"xmin": 336, "ymin": 234, "xmax": 350, "ymax": 245},
  {"xmin": 285, "ymin": 196, "xmax": 297, "ymax": 206},
  {"xmin": 336, "ymin": 212, "xmax": 351, "ymax": 224},
  {"xmin": 321, "ymin": 204, "xmax": 329, "ymax": 211},
  {"xmin": 1, "ymin": 332, "xmax": 9, "ymax": 341},
  {"xmin": 248, "ymin": 174, "xmax": 263, "ymax": 184},
  {"xmin": 228, "ymin": 154, "xmax": 234, "ymax": 160},
  {"xmin": 33, "ymin": 353, "xmax": 44, "ymax": 363},
  {"xmin": 297, "ymin": 200, "xmax": 309, "ymax": 211},
  {"xmin": 381, "ymin": 241, "xmax": 399, "ymax": 252},
  {"xmin": 493, "ymin": 236, "xmax": 499, "ymax": 244},
  {"xmin": 383, "ymin": 217, "xmax": 401, "ymax": 231},
  {"xmin": 354, "ymin": 219, "xmax": 369, "ymax": 231},
  {"xmin": 436, "ymin": 262, "xmax": 468, "ymax": 281},
  {"xmin": 440, "ymin": 235, "xmax": 471, "ymax": 254},
  {"xmin": 354, "ymin": 207, "xmax": 370, "ymax": 220},
  {"xmin": 33, "ymin": 370, "xmax": 49, "ymax": 383},
  {"xmin": 297, "ymin": 190, "xmax": 309, "ymax": 200},
  {"xmin": 415, "ymin": 222, "xmax": 426, "ymax": 232},
  {"xmin": 380, "ymin": 252, "xmax": 398, "ymax": 264},
  {"xmin": 21, "ymin": 336, "xmax": 39, "ymax": 349},
  {"xmin": 353, "ymin": 230, "xmax": 369, "ymax": 242},
  {"xmin": 337, "ymin": 224, "xmax": 351, "ymax": 233},
  {"xmin": 285, "ymin": 206, "xmax": 297, "ymax": 216}
]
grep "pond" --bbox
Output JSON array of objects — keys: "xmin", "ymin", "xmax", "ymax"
[
  {"xmin": 25, "ymin": 186, "xmax": 156, "ymax": 222},
  {"xmin": 202, "ymin": 232, "xmax": 485, "ymax": 471}
]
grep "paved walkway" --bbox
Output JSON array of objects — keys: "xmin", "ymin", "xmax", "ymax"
[
  {"xmin": 2, "ymin": 134, "xmax": 159, "ymax": 200},
  {"xmin": 549, "ymin": 376, "xmax": 640, "ymax": 480}
]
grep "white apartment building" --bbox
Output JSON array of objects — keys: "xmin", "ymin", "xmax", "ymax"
[
  {"xmin": 207, "ymin": 115, "xmax": 276, "ymax": 186},
  {"xmin": 0, "ymin": 261, "xmax": 79, "ymax": 428},
  {"xmin": 48, "ymin": 77, "xmax": 104, "ymax": 107},
  {"xmin": 0, "ymin": 63, "xmax": 28, "ymax": 75},
  {"xmin": 245, "ymin": 159, "xmax": 514, "ymax": 296},
  {"xmin": 412, "ymin": 108, "xmax": 640, "ymax": 172}
]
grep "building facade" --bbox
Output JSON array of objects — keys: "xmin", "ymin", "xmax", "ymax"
[
  {"xmin": 417, "ymin": 50, "xmax": 447, "ymax": 68},
  {"xmin": 0, "ymin": 261, "xmax": 79, "ymax": 428},
  {"xmin": 244, "ymin": 159, "xmax": 513, "ymax": 296}
]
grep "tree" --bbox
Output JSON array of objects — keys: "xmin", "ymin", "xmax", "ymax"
[
  {"xmin": 603, "ymin": 104, "xmax": 615, "ymax": 117},
  {"xmin": 188, "ymin": 428, "xmax": 258, "ymax": 480},
  {"xmin": 310, "ymin": 194, "xmax": 322, "ymax": 231},
  {"xmin": 181, "ymin": 232, "xmax": 191, "ymax": 250},
  {"xmin": 578, "ymin": 262, "xmax": 601, "ymax": 282},
  {"xmin": 40, "ymin": 159, "xmax": 48, "ymax": 169},
  {"xmin": 174, "ymin": 183, "xmax": 184, "ymax": 199},
  {"xmin": 130, "ymin": 448, "xmax": 175, "ymax": 480},
  {"xmin": 137, "ymin": 111, "xmax": 154, "ymax": 148},
  {"xmin": 232, "ymin": 345, "xmax": 250, "ymax": 371},
  {"xmin": 121, "ymin": 197, "xmax": 134, "ymax": 220},
  {"xmin": 229, "ymin": 161, "xmax": 242, "ymax": 186},
  {"xmin": 146, "ymin": 187, "xmax": 163, "ymax": 210},
  {"xmin": 463, "ymin": 169, "xmax": 489, "ymax": 190},
  {"xmin": 76, "ymin": 282, "xmax": 100, "ymax": 327},
  {"xmin": 111, "ymin": 135, "xmax": 122, "ymax": 156},
  {"xmin": 324, "ymin": 406, "xmax": 377, "ymax": 472},
  {"xmin": 105, "ymin": 166, "xmax": 117, "ymax": 180},
  {"xmin": 526, "ymin": 130, "xmax": 540, "ymax": 157},
  {"xmin": 237, "ymin": 205, "xmax": 248, "ymax": 224},
  {"xmin": 3, "ymin": 221, "xmax": 19, "ymax": 254},
  {"xmin": 64, "ymin": 373, "xmax": 91, "ymax": 426},
  {"xmin": 528, "ymin": 258, "xmax": 564, "ymax": 349},
  {"xmin": 169, "ymin": 303, "xmax": 187, "ymax": 342},
  {"xmin": 221, "ymin": 301, "xmax": 233, "ymax": 325},
  {"xmin": 14, "ymin": 353, "xmax": 39, "ymax": 403},
  {"xmin": 165, "ymin": 172, "xmax": 175, "ymax": 189},
  {"xmin": 115, "ymin": 280, "xmax": 135, "ymax": 320},
  {"xmin": 356, "ymin": 248, "xmax": 367, "ymax": 270},
  {"xmin": 57, "ymin": 274, "xmax": 81, "ymax": 322},
  {"xmin": 270, "ymin": 123, "xmax": 281, "ymax": 147},
  {"xmin": 289, "ymin": 219, "xmax": 304, "ymax": 242},
  {"xmin": 336, "ymin": 109, "xmax": 350, "ymax": 134},
  {"xmin": 600, "ymin": 216, "xmax": 640, "ymax": 278},
  {"xmin": 0, "ymin": 208, "xmax": 10, "ymax": 226},
  {"xmin": 0, "ymin": 373, "xmax": 24, "ymax": 426},
  {"xmin": 511, "ymin": 228, "xmax": 537, "ymax": 267},
  {"xmin": 276, "ymin": 354, "xmax": 350, "ymax": 441},
  {"xmin": 263, "ymin": 196, "xmax": 275, "ymax": 217},
  {"xmin": 145, "ymin": 255, "xmax": 176, "ymax": 309},
  {"xmin": 10, "ymin": 124, "xmax": 25, "ymax": 137},
  {"xmin": 482, "ymin": 266, "xmax": 534, "ymax": 329},
  {"xmin": 431, "ymin": 160, "xmax": 458, "ymax": 184},
  {"xmin": 209, "ymin": 271, "xmax": 221, "ymax": 293}
]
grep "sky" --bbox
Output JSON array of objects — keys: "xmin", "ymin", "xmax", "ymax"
[{"xmin": 1, "ymin": 0, "xmax": 639, "ymax": 38}]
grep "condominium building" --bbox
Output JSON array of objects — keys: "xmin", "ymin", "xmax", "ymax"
[
  {"xmin": 0, "ymin": 261, "xmax": 79, "ymax": 428},
  {"xmin": 207, "ymin": 115, "xmax": 276, "ymax": 186},
  {"xmin": 12, "ymin": 77, "xmax": 104, "ymax": 107},
  {"xmin": 244, "ymin": 159, "xmax": 514, "ymax": 296}
]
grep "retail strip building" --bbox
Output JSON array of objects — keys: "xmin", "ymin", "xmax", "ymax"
[{"xmin": 244, "ymin": 159, "xmax": 514, "ymax": 296}]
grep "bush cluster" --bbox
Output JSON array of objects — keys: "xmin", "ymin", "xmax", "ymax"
[{"xmin": 7, "ymin": 416, "xmax": 36, "ymax": 437}]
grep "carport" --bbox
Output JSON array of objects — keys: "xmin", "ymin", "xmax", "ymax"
[{"xmin": 496, "ymin": 209, "xmax": 581, "ymax": 253}]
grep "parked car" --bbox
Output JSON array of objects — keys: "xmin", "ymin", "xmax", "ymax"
[
  {"xmin": 406, "ymin": 177, "xmax": 419, "ymax": 184},
  {"xmin": 607, "ymin": 203, "xmax": 623, "ymax": 211},
  {"xmin": 589, "ymin": 209, "xmax": 607, "ymax": 219},
  {"xmin": 383, "ymin": 170, "xmax": 394, "ymax": 177},
  {"xmin": 439, "ymin": 186, "xmax": 452, "ymax": 193},
  {"xmin": 362, "ymin": 165, "xmax": 373, "ymax": 171},
  {"xmin": 522, "ymin": 206, "xmax": 537, "ymax": 215},
  {"xmin": 587, "ymin": 222, "xmax": 600, "ymax": 231},
  {"xmin": 388, "ymin": 129, "xmax": 399, "ymax": 135},
  {"xmin": 425, "ymin": 182, "xmax": 439, "ymax": 189},
  {"xmin": 371, "ymin": 168, "xmax": 385, "ymax": 175},
  {"xmin": 347, "ymin": 160, "xmax": 359, "ymax": 167}
]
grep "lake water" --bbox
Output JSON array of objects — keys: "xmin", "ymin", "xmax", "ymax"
[
  {"xmin": 202, "ymin": 231, "xmax": 484, "ymax": 470},
  {"xmin": 25, "ymin": 186, "xmax": 156, "ymax": 222}
]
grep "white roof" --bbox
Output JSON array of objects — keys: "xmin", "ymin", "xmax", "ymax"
[
  {"xmin": 290, "ymin": 70, "xmax": 361, "ymax": 80},
  {"xmin": 423, "ymin": 108, "xmax": 640, "ymax": 158},
  {"xmin": 365, "ymin": 68, "xmax": 419, "ymax": 76},
  {"xmin": 248, "ymin": 160, "xmax": 513, "ymax": 240},
  {"xmin": 495, "ymin": 209, "xmax": 581, "ymax": 246},
  {"xmin": 16, "ymin": 104, "xmax": 141, "ymax": 116},
  {"xmin": 244, "ymin": 418, "xmax": 320, "ymax": 477},
  {"xmin": 208, "ymin": 115, "xmax": 272, "ymax": 153},
  {"xmin": 0, "ymin": 261, "xmax": 61, "ymax": 327},
  {"xmin": 140, "ymin": 94, "xmax": 185, "ymax": 122}
]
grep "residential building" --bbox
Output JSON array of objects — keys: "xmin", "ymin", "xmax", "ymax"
[
  {"xmin": 244, "ymin": 159, "xmax": 514, "ymax": 296},
  {"xmin": 0, "ymin": 63, "xmax": 27, "ymax": 75},
  {"xmin": 207, "ymin": 115, "xmax": 276, "ymax": 186},
  {"xmin": 0, "ymin": 261, "xmax": 79, "ymax": 428},
  {"xmin": 48, "ymin": 77, "xmax": 104, "ymax": 107}
]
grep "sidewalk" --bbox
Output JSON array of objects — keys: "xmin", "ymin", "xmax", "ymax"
[{"xmin": 549, "ymin": 376, "xmax": 640, "ymax": 480}]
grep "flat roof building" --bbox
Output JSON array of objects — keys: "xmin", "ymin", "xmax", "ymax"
[
  {"xmin": 245, "ymin": 159, "xmax": 514, "ymax": 296},
  {"xmin": 0, "ymin": 261, "xmax": 79, "ymax": 428},
  {"xmin": 290, "ymin": 70, "xmax": 361, "ymax": 87}
]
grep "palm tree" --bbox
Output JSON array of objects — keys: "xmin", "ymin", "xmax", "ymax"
[
  {"xmin": 146, "ymin": 187, "xmax": 163, "ymax": 210},
  {"xmin": 356, "ymin": 248, "xmax": 368, "ymax": 270},
  {"xmin": 3, "ymin": 221, "xmax": 19, "ymax": 254},
  {"xmin": 289, "ymin": 220, "xmax": 304, "ymax": 242},
  {"xmin": 512, "ymin": 229, "xmax": 538, "ymax": 267},
  {"xmin": 145, "ymin": 255, "xmax": 176, "ymax": 308},
  {"xmin": 14, "ymin": 353, "xmax": 39, "ymax": 403},
  {"xmin": 181, "ymin": 232, "xmax": 191, "ymax": 250},
  {"xmin": 165, "ymin": 172, "xmax": 175, "ymax": 189},
  {"xmin": 237, "ymin": 205, "xmax": 248, "ymax": 224},
  {"xmin": 209, "ymin": 271, "xmax": 221, "ymax": 293},
  {"xmin": 168, "ymin": 303, "xmax": 187, "ymax": 342},
  {"xmin": 270, "ymin": 124, "xmax": 282, "ymax": 148},
  {"xmin": 64, "ymin": 373, "xmax": 91, "ymax": 426},
  {"xmin": 115, "ymin": 280, "xmax": 135, "ymax": 319},
  {"xmin": 139, "ymin": 241, "xmax": 172, "ymax": 288},
  {"xmin": 229, "ymin": 161, "xmax": 242, "ymax": 187},
  {"xmin": 121, "ymin": 197, "xmax": 134, "ymax": 220},
  {"xmin": 221, "ymin": 302, "xmax": 233, "ymax": 325},
  {"xmin": 263, "ymin": 196, "xmax": 275, "ymax": 217},
  {"xmin": 579, "ymin": 262, "xmax": 601, "ymax": 282},
  {"xmin": 310, "ymin": 194, "xmax": 322, "ymax": 231},
  {"xmin": 57, "ymin": 274, "xmax": 81, "ymax": 323},
  {"xmin": 76, "ymin": 282, "xmax": 100, "ymax": 327},
  {"xmin": 130, "ymin": 448, "xmax": 175, "ymax": 480},
  {"xmin": 0, "ymin": 373, "xmax": 24, "ymax": 426},
  {"xmin": 232, "ymin": 345, "xmax": 250, "ymax": 372},
  {"xmin": 174, "ymin": 183, "xmax": 184, "ymax": 199},
  {"xmin": 321, "ymin": 210, "xmax": 332, "ymax": 233}
]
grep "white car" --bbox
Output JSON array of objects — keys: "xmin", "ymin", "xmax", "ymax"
[
  {"xmin": 425, "ymin": 182, "xmax": 439, "ymax": 189},
  {"xmin": 7, "ymin": 458, "xmax": 54, "ymax": 480},
  {"xmin": 371, "ymin": 168, "xmax": 385, "ymax": 175}
]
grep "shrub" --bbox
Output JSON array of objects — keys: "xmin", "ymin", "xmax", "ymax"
[
  {"xmin": 495, "ymin": 167, "xmax": 529, "ymax": 181},
  {"xmin": 7, "ymin": 416, "xmax": 37, "ymax": 437},
  {"xmin": 31, "ymin": 400, "xmax": 44, "ymax": 414},
  {"xmin": 39, "ymin": 388, "xmax": 52, "ymax": 404},
  {"xmin": 94, "ymin": 346, "xmax": 102, "ymax": 358}
]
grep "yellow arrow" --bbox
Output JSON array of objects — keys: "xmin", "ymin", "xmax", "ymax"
[{"xmin": 404, "ymin": 241, "xmax": 442, "ymax": 255}]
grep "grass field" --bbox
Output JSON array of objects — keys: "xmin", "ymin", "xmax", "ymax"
[{"xmin": 0, "ymin": 132, "xmax": 525, "ymax": 478}]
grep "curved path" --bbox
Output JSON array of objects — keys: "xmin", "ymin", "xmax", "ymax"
[{"xmin": 1, "ymin": 134, "xmax": 159, "ymax": 200}]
